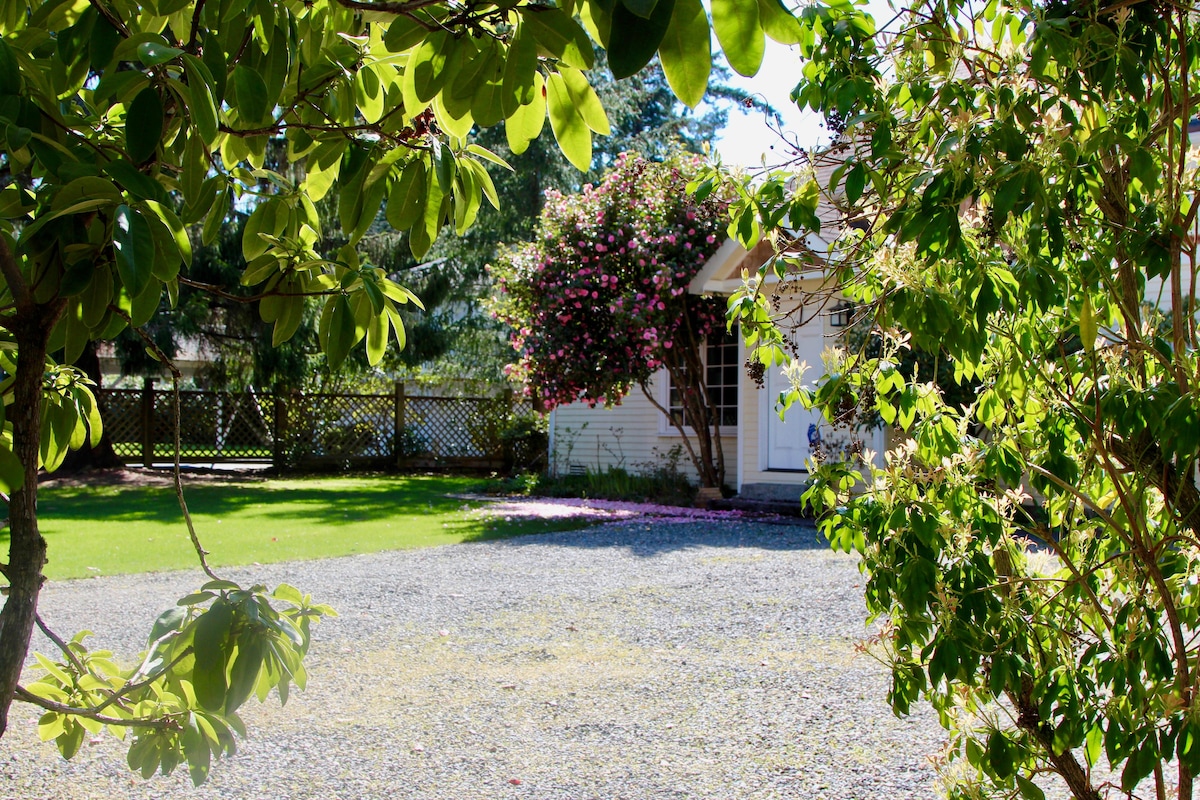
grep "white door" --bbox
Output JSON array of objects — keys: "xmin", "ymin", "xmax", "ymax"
[{"xmin": 765, "ymin": 318, "xmax": 827, "ymax": 471}]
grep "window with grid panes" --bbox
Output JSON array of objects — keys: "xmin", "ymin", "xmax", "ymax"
[{"xmin": 669, "ymin": 330, "xmax": 738, "ymax": 428}]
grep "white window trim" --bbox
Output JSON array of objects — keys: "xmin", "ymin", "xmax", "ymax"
[{"xmin": 655, "ymin": 335, "xmax": 740, "ymax": 437}]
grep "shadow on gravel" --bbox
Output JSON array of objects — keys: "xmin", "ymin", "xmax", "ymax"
[{"xmin": 467, "ymin": 518, "xmax": 831, "ymax": 558}]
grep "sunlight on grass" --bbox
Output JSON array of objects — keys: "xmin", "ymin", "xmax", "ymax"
[{"xmin": 28, "ymin": 475, "xmax": 595, "ymax": 581}]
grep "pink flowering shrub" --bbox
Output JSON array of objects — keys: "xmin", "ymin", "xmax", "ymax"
[
  {"xmin": 491, "ymin": 154, "xmax": 726, "ymax": 410},
  {"xmin": 490, "ymin": 154, "xmax": 731, "ymax": 488}
]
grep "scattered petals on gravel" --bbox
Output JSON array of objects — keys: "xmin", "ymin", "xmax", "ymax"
[{"xmin": 461, "ymin": 494, "xmax": 789, "ymax": 524}]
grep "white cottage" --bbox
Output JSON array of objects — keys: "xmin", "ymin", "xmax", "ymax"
[{"xmin": 546, "ymin": 234, "xmax": 885, "ymax": 501}]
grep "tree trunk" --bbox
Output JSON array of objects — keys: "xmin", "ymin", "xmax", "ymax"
[{"xmin": 0, "ymin": 303, "xmax": 60, "ymax": 737}]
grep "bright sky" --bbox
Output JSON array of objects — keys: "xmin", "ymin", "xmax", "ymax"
[
  {"xmin": 712, "ymin": 41, "xmax": 827, "ymax": 169},
  {"xmin": 712, "ymin": 0, "xmax": 897, "ymax": 169}
]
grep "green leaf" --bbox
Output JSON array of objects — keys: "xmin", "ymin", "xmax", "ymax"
[
  {"xmin": 712, "ymin": 0, "xmax": 764, "ymax": 76},
  {"xmin": 104, "ymin": 158, "xmax": 168, "ymax": 204},
  {"xmin": 756, "ymin": 0, "xmax": 804, "ymax": 45},
  {"xmin": 202, "ymin": 185, "xmax": 229, "ymax": 246},
  {"xmin": 432, "ymin": 139, "xmax": 456, "ymax": 194},
  {"xmin": 225, "ymin": 636, "xmax": 265, "ymax": 715},
  {"xmin": 192, "ymin": 601, "xmax": 234, "ymax": 712},
  {"xmin": 182, "ymin": 55, "xmax": 220, "ymax": 143},
  {"xmin": 522, "ymin": 7, "xmax": 595, "ymax": 70},
  {"xmin": 149, "ymin": 606, "xmax": 187, "ymax": 644},
  {"xmin": 559, "ymin": 68, "xmax": 610, "ymax": 135},
  {"xmin": 323, "ymin": 294, "xmax": 359, "ymax": 370},
  {"xmin": 58, "ymin": 720, "xmax": 85, "ymax": 760},
  {"xmin": 0, "ymin": 443, "xmax": 25, "ymax": 495},
  {"xmin": 143, "ymin": 200, "xmax": 193, "ymax": 270},
  {"xmin": 137, "ymin": 41, "xmax": 184, "ymax": 67},
  {"xmin": 987, "ymin": 730, "xmax": 1014, "ymax": 779},
  {"xmin": 506, "ymin": 72, "xmax": 546, "ymax": 155},
  {"xmin": 366, "ymin": 306, "xmax": 388, "ymax": 366},
  {"xmin": 89, "ymin": 14, "xmax": 120, "ymax": 69},
  {"xmin": 38, "ymin": 712, "xmax": 66, "ymax": 742},
  {"xmin": 547, "ymin": 72, "xmax": 591, "ymax": 171},
  {"xmin": 232, "ymin": 65, "xmax": 269, "ymax": 124},
  {"xmin": 1079, "ymin": 294, "xmax": 1097, "ymax": 351},
  {"xmin": 129, "ymin": 278, "xmax": 162, "ymax": 328},
  {"xmin": 383, "ymin": 13, "xmax": 436, "ymax": 53},
  {"xmin": 113, "ymin": 204, "xmax": 155, "ymax": 299},
  {"xmin": 465, "ymin": 144, "xmax": 513, "ymax": 171},
  {"xmin": 621, "ymin": 0, "xmax": 661, "ymax": 18},
  {"xmin": 182, "ymin": 719, "xmax": 212, "ymax": 786},
  {"xmin": 125, "ymin": 87, "xmax": 164, "ymax": 164},
  {"xmin": 845, "ymin": 162, "xmax": 865, "ymax": 205},
  {"xmin": 502, "ymin": 22, "xmax": 538, "ymax": 118},
  {"xmin": 608, "ymin": 0, "xmax": 675, "ymax": 79},
  {"xmin": 657, "ymin": 0, "xmax": 710, "ymax": 108},
  {"xmin": 1015, "ymin": 775, "xmax": 1046, "ymax": 800},
  {"xmin": 408, "ymin": 30, "xmax": 456, "ymax": 103},
  {"xmin": 0, "ymin": 38, "xmax": 23, "ymax": 95},
  {"xmin": 386, "ymin": 159, "xmax": 427, "ymax": 231}
]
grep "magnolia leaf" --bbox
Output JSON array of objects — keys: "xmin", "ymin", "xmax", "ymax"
[
  {"xmin": 137, "ymin": 41, "xmax": 183, "ymax": 67},
  {"xmin": 232, "ymin": 65, "xmax": 269, "ymax": 124},
  {"xmin": 182, "ymin": 55, "xmax": 220, "ymax": 143},
  {"xmin": 129, "ymin": 278, "xmax": 162, "ymax": 327},
  {"xmin": 559, "ymin": 68, "xmax": 610, "ymax": 135},
  {"xmin": 324, "ymin": 294, "xmax": 360, "ymax": 369},
  {"xmin": 125, "ymin": 87, "xmax": 164, "ymax": 164},
  {"xmin": 386, "ymin": 159, "xmax": 428, "ymax": 231},
  {"xmin": 502, "ymin": 22, "xmax": 538, "ymax": 117},
  {"xmin": 365, "ymin": 306, "xmax": 388, "ymax": 366},
  {"xmin": 757, "ymin": 0, "xmax": 804, "ymax": 44},
  {"xmin": 192, "ymin": 601, "xmax": 234, "ymax": 712},
  {"xmin": 1080, "ymin": 294, "xmax": 1097, "ymax": 351},
  {"xmin": 607, "ymin": 0, "xmax": 675, "ymax": 79},
  {"xmin": 658, "ymin": 0, "xmax": 711, "ymax": 108},
  {"xmin": 547, "ymin": 73, "xmax": 591, "ymax": 171},
  {"xmin": 620, "ymin": 0, "xmax": 660, "ymax": 19},
  {"xmin": 409, "ymin": 30, "xmax": 456, "ymax": 103},
  {"xmin": 712, "ymin": 0, "xmax": 764, "ymax": 76},
  {"xmin": 0, "ymin": 442, "xmax": 24, "ymax": 494},
  {"xmin": 0, "ymin": 38, "xmax": 22, "ymax": 95},
  {"xmin": 522, "ymin": 7, "xmax": 594, "ymax": 70},
  {"xmin": 506, "ymin": 73, "xmax": 547, "ymax": 155},
  {"xmin": 113, "ymin": 204, "xmax": 155, "ymax": 299}
]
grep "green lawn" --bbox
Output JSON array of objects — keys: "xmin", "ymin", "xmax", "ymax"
[{"xmin": 23, "ymin": 475, "xmax": 589, "ymax": 581}]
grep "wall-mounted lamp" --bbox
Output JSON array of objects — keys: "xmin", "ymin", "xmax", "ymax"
[{"xmin": 830, "ymin": 301, "xmax": 854, "ymax": 328}]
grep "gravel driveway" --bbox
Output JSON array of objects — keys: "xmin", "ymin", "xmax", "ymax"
[{"xmin": 2, "ymin": 519, "xmax": 948, "ymax": 799}]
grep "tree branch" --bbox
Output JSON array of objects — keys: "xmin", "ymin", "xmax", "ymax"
[
  {"xmin": 14, "ymin": 686, "xmax": 180, "ymax": 730},
  {"xmin": 331, "ymin": 0, "xmax": 450, "ymax": 14},
  {"xmin": 92, "ymin": 646, "xmax": 194, "ymax": 714},
  {"xmin": 0, "ymin": 235, "xmax": 31, "ymax": 314},
  {"xmin": 34, "ymin": 615, "xmax": 88, "ymax": 678}
]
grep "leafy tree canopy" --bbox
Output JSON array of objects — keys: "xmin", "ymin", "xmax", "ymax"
[
  {"xmin": 723, "ymin": 0, "xmax": 1200, "ymax": 797},
  {"xmin": 491, "ymin": 154, "xmax": 728, "ymax": 485},
  {"xmin": 0, "ymin": 0, "xmax": 799, "ymax": 782}
]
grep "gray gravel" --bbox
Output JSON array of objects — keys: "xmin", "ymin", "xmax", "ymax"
[{"xmin": 2, "ymin": 519, "xmax": 949, "ymax": 799}]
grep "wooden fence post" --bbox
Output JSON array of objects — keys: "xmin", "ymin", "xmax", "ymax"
[
  {"xmin": 141, "ymin": 377, "xmax": 156, "ymax": 468},
  {"xmin": 273, "ymin": 386, "xmax": 287, "ymax": 470},
  {"xmin": 394, "ymin": 381, "xmax": 406, "ymax": 468},
  {"xmin": 500, "ymin": 388, "xmax": 514, "ymax": 463}
]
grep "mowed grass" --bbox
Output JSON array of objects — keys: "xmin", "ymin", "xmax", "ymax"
[{"xmin": 24, "ymin": 475, "xmax": 591, "ymax": 581}]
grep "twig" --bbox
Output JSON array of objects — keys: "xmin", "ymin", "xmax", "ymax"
[
  {"xmin": 172, "ymin": 373, "xmax": 220, "ymax": 581},
  {"xmin": 0, "ymin": 235, "xmax": 31, "ymax": 313},
  {"xmin": 108, "ymin": 308, "xmax": 220, "ymax": 581},
  {"xmin": 34, "ymin": 615, "xmax": 88, "ymax": 677},
  {"xmin": 14, "ymin": 686, "xmax": 180, "ymax": 730},
  {"xmin": 92, "ymin": 646, "xmax": 194, "ymax": 713}
]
